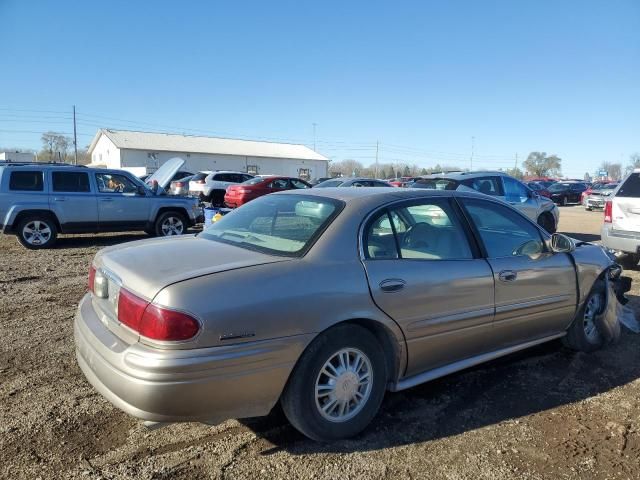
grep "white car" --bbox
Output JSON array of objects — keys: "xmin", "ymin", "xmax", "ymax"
[
  {"xmin": 601, "ymin": 171, "xmax": 640, "ymax": 265},
  {"xmin": 188, "ymin": 171, "xmax": 254, "ymax": 206}
]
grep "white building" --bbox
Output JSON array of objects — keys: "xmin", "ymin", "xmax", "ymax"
[
  {"xmin": 87, "ymin": 129, "xmax": 329, "ymax": 180},
  {"xmin": 0, "ymin": 151, "xmax": 36, "ymax": 162}
]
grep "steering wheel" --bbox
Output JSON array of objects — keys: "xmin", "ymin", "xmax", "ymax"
[{"xmin": 403, "ymin": 222, "xmax": 434, "ymax": 249}]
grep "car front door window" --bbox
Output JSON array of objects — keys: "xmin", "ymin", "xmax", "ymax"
[{"xmin": 96, "ymin": 173, "xmax": 138, "ymax": 194}]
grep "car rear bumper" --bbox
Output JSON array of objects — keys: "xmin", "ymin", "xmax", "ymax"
[
  {"xmin": 74, "ymin": 293, "xmax": 312, "ymax": 423},
  {"xmin": 601, "ymin": 225, "xmax": 640, "ymax": 255}
]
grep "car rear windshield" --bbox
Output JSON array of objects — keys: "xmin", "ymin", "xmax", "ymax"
[
  {"xmin": 242, "ymin": 177, "xmax": 267, "ymax": 185},
  {"xmin": 201, "ymin": 195, "xmax": 343, "ymax": 256},
  {"xmin": 191, "ymin": 173, "xmax": 209, "ymax": 181},
  {"xmin": 411, "ymin": 178, "xmax": 458, "ymax": 190},
  {"xmin": 548, "ymin": 183, "xmax": 571, "ymax": 192},
  {"xmin": 617, "ymin": 174, "xmax": 640, "ymax": 198},
  {"xmin": 315, "ymin": 179, "xmax": 344, "ymax": 187}
]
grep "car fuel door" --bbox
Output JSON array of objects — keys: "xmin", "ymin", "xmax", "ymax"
[{"xmin": 361, "ymin": 198, "xmax": 495, "ymax": 377}]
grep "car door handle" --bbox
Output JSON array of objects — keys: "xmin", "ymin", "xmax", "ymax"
[
  {"xmin": 53, "ymin": 197, "xmax": 65, "ymax": 202},
  {"xmin": 498, "ymin": 270, "xmax": 517, "ymax": 282},
  {"xmin": 379, "ymin": 278, "xmax": 406, "ymax": 292},
  {"xmin": 99, "ymin": 198, "xmax": 114, "ymax": 202}
]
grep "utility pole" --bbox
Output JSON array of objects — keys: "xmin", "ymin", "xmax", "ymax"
[
  {"xmin": 375, "ymin": 141, "xmax": 379, "ymax": 178},
  {"xmin": 470, "ymin": 136, "xmax": 475, "ymax": 170},
  {"xmin": 73, "ymin": 105, "xmax": 78, "ymax": 165},
  {"xmin": 312, "ymin": 123, "xmax": 317, "ymax": 151}
]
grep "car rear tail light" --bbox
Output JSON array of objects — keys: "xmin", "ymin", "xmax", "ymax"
[
  {"xmin": 88, "ymin": 265, "xmax": 96, "ymax": 292},
  {"xmin": 117, "ymin": 288, "xmax": 200, "ymax": 341},
  {"xmin": 236, "ymin": 188, "xmax": 249, "ymax": 194},
  {"xmin": 175, "ymin": 182, "xmax": 184, "ymax": 187},
  {"xmin": 195, "ymin": 179, "xmax": 205, "ymax": 184},
  {"xmin": 604, "ymin": 200, "xmax": 612, "ymax": 223}
]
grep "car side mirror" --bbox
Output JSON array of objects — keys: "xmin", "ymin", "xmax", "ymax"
[
  {"xmin": 550, "ymin": 233, "xmax": 575, "ymax": 253},
  {"xmin": 137, "ymin": 185, "xmax": 147, "ymax": 196}
]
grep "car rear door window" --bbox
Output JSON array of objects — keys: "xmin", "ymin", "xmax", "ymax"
[
  {"xmin": 52, "ymin": 172, "xmax": 90, "ymax": 192},
  {"xmin": 461, "ymin": 198, "xmax": 545, "ymax": 258},
  {"xmin": 269, "ymin": 178, "xmax": 289, "ymax": 189},
  {"xmin": 461, "ymin": 176, "xmax": 502, "ymax": 196},
  {"xmin": 365, "ymin": 199, "xmax": 473, "ymax": 260},
  {"xmin": 617, "ymin": 174, "xmax": 640, "ymax": 197},
  {"xmin": 9, "ymin": 171, "xmax": 44, "ymax": 191}
]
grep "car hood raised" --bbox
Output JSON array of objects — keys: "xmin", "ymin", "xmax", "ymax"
[{"xmin": 95, "ymin": 234, "xmax": 292, "ymax": 299}]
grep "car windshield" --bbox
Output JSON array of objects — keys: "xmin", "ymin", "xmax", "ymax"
[
  {"xmin": 315, "ymin": 179, "xmax": 344, "ymax": 188},
  {"xmin": 548, "ymin": 183, "xmax": 571, "ymax": 192},
  {"xmin": 200, "ymin": 195, "xmax": 343, "ymax": 256}
]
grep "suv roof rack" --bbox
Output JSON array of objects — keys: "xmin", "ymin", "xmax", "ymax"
[
  {"xmin": 459, "ymin": 170, "xmax": 503, "ymax": 175},
  {"xmin": 0, "ymin": 161, "xmax": 85, "ymax": 167}
]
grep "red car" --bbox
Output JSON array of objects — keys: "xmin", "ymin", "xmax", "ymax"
[{"xmin": 224, "ymin": 176, "xmax": 312, "ymax": 207}]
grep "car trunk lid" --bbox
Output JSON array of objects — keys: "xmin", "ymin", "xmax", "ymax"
[{"xmin": 95, "ymin": 235, "xmax": 291, "ymax": 303}]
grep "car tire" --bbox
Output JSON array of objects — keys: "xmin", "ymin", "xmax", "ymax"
[
  {"xmin": 16, "ymin": 215, "xmax": 58, "ymax": 249},
  {"xmin": 537, "ymin": 213, "xmax": 556, "ymax": 233},
  {"xmin": 619, "ymin": 253, "xmax": 640, "ymax": 270},
  {"xmin": 585, "ymin": 206, "xmax": 592, "ymax": 211},
  {"xmin": 154, "ymin": 211, "xmax": 188, "ymax": 237},
  {"xmin": 281, "ymin": 324, "xmax": 387, "ymax": 441},
  {"xmin": 562, "ymin": 280, "xmax": 605, "ymax": 352}
]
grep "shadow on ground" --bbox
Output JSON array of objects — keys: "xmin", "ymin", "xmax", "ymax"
[
  {"xmin": 54, "ymin": 233, "xmax": 149, "ymax": 249},
  {"xmin": 240, "ymin": 325, "xmax": 640, "ymax": 454}
]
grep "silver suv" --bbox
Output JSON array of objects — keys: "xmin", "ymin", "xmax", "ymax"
[
  {"xmin": 601, "ymin": 170, "xmax": 640, "ymax": 264},
  {"xmin": 188, "ymin": 171, "xmax": 254, "ymax": 206},
  {"xmin": 0, "ymin": 158, "xmax": 202, "ymax": 249},
  {"xmin": 411, "ymin": 171, "xmax": 560, "ymax": 232}
]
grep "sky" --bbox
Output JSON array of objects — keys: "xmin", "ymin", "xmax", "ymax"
[{"xmin": 0, "ymin": 0, "xmax": 638, "ymax": 177}]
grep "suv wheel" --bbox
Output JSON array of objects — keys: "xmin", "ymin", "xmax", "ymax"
[
  {"xmin": 562, "ymin": 280, "xmax": 605, "ymax": 352},
  {"xmin": 16, "ymin": 215, "xmax": 58, "ymax": 249},
  {"xmin": 281, "ymin": 324, "xmax": 387, "ymax": 441},
  {"xmin": 208, "ymin": 190, "xmax": 225, "ymax": 207},
  {"xmin": 155, "ymin": 211, "xmax": 187, "ymax": 237}
]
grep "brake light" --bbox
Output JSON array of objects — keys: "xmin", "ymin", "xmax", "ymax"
[
  {"xmin": 88, "ymin": 265, "xmax": 96, "ymax": 292},
  {"xmin": 117, "ymin": 288, "xmax": 200, "ymax": 341},
  {"xmin": 604, "ymin": 200, "xmax": 612, "ymax": 223},
  {"xmin": 236, "ymin": 188, "xmax": 250, "ymax": 194},
  {"xmin": 195, "ymin": 179, "xmax": 205, "ymax": 184},
  {"xmin": 174, "ymin": 182, "xmax": 184, "ymax": 187}
]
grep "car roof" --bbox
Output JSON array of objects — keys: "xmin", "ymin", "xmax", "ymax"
[
  {"xmin": 277, "ymin": 186, "xmax": 492, "ymax": 206},
  {"xmin": 419, "ymin": 171, "xmax": 505, "ymax": 181}
]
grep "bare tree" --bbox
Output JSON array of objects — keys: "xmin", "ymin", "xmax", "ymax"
[
  {"xmin": 523, "ymin": 152, "xmax": 562, "ymax": 177},
  {"xmin": 40, "ymin": 131, "xmax": 72, "ymax": 162},
  {"xmin": 598, "ymin": 161, "xmax": 622, "ymax": 181}
]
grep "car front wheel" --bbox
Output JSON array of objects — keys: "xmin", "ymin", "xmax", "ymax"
[
  {"xmin": 16, "ymin": 215, "xmax": 58, "ymax": 249},
  {"xmin": 154, "ymin": 211, "xmax": 187, "ymax": 236},
  {"xmin": 562, "ymin": 280, "xmax": 605, "ymax": 352},
  {"xmin": 281, "ymin": 324, "xmax": 387, "ymax": 441}
]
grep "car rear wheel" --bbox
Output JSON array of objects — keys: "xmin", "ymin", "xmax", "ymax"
[
  {"xmin": 562, "ymin": 280, "xmax": 605, "ymax": 352},
  {"xmin": 16, "ymin": 215, "xmax": 58, "ymax": 249},
  {"xmin": 537, "ymin": 213, "xmax": 556, "ymax": 233},
  {"xmin": 281, "ymin": 324, "xmax": 387, "ymax": 441},
  {"xmin": 154, "ymin": 211, "xmax": 187, "ymax": 237}
]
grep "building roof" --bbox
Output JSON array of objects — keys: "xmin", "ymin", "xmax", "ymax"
[{"xmin": 88, "ymin": 129, "xmax": 328, "ymax": 162}]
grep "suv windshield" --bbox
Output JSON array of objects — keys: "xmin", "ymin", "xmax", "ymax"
[{"xmin": 200, "ymin": 195, "xmax": 343, "ymax": 256}]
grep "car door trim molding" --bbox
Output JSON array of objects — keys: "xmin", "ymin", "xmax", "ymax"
[{"xmin": 390, "ymin": 332, "xmax": 565, "ymax": 392}]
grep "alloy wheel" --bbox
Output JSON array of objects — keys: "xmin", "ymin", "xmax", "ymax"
[
  {"xmin": 22, "ymin": 220, "xmax": 52, "ymax": 246},
  {"xmin": 161, "ymin": 216, "xmax": 184, "ymax": 236},
  {"xmin": 583, "ymin": 293, "xmax": 603, "ymax": 343},
  {"xmin": 314, "ymin": 348, "xmax": 373, "ymax": 422}
]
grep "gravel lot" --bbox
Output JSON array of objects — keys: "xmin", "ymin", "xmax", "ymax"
[{"xmin": 2, "ymin": 206, "xmax": 640, "ymax": 480}]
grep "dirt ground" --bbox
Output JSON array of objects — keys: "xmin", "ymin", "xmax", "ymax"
[{"xmin": 2, "ymin": 206, "xmax": 640, "ymax": 480}]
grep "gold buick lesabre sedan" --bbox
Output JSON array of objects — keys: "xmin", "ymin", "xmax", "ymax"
[{"xmin": 74, "ymin": 188, "xmax": 628, "ymax": 441}]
